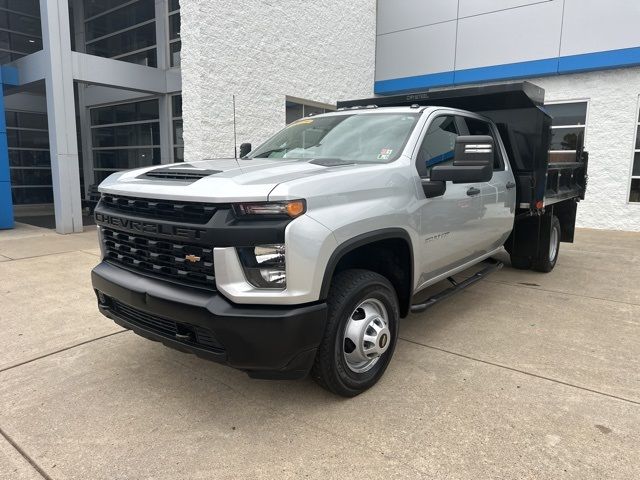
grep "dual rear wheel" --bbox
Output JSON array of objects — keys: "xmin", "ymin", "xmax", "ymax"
[{"xmin": 510, "ymin": 215, "xmax": 561, "ymax": 272}]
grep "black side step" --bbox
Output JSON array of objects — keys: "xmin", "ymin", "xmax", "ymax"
[{"xmin": 410, "ymin": 259, "xmax": 503, "ymax": 314}]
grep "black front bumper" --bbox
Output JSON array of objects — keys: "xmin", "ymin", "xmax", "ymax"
[{"xmin": 91, "ymin": 261, "xmax": 327, "ymax": 379}]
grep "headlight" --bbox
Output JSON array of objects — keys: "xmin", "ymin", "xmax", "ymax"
[
  {"xmin": 232, "ymin": 200, "xmax": 306, "ymax": 219},
  {"xmin": 237, "ymin": 244, "xmax": 286, "ymax": 289}
]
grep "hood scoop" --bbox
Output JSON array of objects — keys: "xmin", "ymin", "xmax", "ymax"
[
  {"xmin": 309, "ymin": 158, "xmax": 356, "ymax": 167},
  {"xmin": 141, "ymin": 166, "xmax": 222, "ymax": 182}
]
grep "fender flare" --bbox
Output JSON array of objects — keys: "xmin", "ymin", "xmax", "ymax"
[{"xmin": 319, "ymin": 228, "xmax": 414, "ymax": 302}]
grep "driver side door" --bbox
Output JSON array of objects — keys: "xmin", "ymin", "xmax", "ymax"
[{"xmin": 414, "ymin": 113, "xmax": 487, "ymax": 288}]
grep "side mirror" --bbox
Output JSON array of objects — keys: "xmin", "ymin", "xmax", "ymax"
[
  {"xmin": 430, "ymin": 135, "xmax": 494, "ymax": 184},
  {"xmin": 239, "ymin": 142, "xmax": 252, "ymax": 158},
  {"xmin": 421, "ymin": 179, "xmax": 446, "ymax": 198}
]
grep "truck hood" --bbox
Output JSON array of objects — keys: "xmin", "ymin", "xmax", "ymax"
[{"xmin": 98, "ymin": 157, "xmax": 371, "ymax": 202}]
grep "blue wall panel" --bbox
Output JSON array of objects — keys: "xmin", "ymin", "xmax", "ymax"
[{"xmin": 0, "ymin": 66, "xmax": 18, "ymax": 229}]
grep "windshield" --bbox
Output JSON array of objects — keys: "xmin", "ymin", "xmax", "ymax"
[{"xmin": 248, "ymin": 113, "xmax": 420, "ymax": 163}]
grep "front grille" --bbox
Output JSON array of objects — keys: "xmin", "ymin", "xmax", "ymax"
[
  {"xmin": 102, "ymin": 227, "xmax": 215, "ymax": 290},
  {"xmin": 100, "ymin": 194, "xmax": 217, "ymax": 224},
  {"xmin": 111, "ymin": 300, "xmax": 224, "ymax": 352}
]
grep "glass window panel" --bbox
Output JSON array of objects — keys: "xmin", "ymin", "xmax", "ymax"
[
  {"xmin": 170, "ymin": 40, "xmax": 180, "ymax": 67},
  {"xmin": 0, "ymin": 31, "xmax": 42, "ymax": 52},
  {"xmin": 85, "ymin": 0, "xmax": 154, "ymax": 41},
  {"xmin": 7, "ymin": 129, "xmax": 49, "ymax": 148},
  {"xmin": 169, "ymin": 13, "xmax": 180, "ymax": 40},
  {"xmin": 285, "ymin": 101, "xmax": 303, "ymax": 124},
  {"xmin": 15, "ymin": 112, "xmax": 48, "ymax": 129},
  {"xmin": 93, "ymin": 147, "xmax": 160, "ymax": 169},
  {"xmin": 169, "ymin": 0, "xmax": 180, "ymax": 12},
  {"xmin": 173, "ymin": 119, "xmax": 183, "ymax": 145},
  {"xmin": 92, "ymin": 122, "xmax": 159, "ymax": 147},
  {"xmin": 117, "ymin": 48, "xmax": 156, "ymax": 67},
  {"xmin": 90, "ymin": 99, "xmax": 159, "ymax": 126},
  {"xmin": 633, "ymin": 152, "xmax": 640, "ymax": 177},
  {"xmin": 136, "ymin": 99, "xmax": 159, "ymax": 121},
  {"xmin": 0, "ymin": 11, "xmax": 42, "ymax": 37},
  {"xmin": 545, "ymin": 102, "xmax": 587, "ymax": 126},
  {"xmin": 4, "ymin": 110, "xmax": 17, "ymax": 127},
  {"xmin": 8, "ymin": 150, "xmax": 50, "ymax": 168},
  {"xmin": 83, "ymin": 0, "xmax": 131, "ymax": 19},
  {"xmin": 172, "ymin": 95, "xmax": 182, "ymax": 118},
  {"xmin": 174, "ymin": 146, "xmax": 184, "ymax": 162},
  {"xmin": 550, "ymin": 127, "xmax": 584, "ymax": 151},
  {"xmin": 86, "ymin": 22, "xmax": 155, "ymax": 58},
  {"xmin": 636, "ymin": 126, "xmax": 640, "ymax": 150},
  {"xmin": 630, "ymin": 178, "xmax": 640, "ymax": 203},
  {"xmin": 10, "ymin": 168, "xmax": 52, "ymax": 186},
  {"xmin": 11, "ymin": 186, "xmax": 53, "ymax": 205},
  {"xmin": 5, "ymin": 0, "xmax": 40, "ymax": 16}
]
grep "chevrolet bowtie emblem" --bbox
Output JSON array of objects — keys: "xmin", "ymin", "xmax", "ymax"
[{"xmin": 184, "ymin": 254, "xmax": 201, "ymax": 263}]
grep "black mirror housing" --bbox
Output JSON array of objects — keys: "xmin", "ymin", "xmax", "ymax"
[
  {"xmin": 430, "ymin": 135, "xmax": 494, "ymax": 183},
  {"xmin": 239, "ymin": 142, "xmax": 252, "ymax": 158},
  {"xmin": 430, "ymin": 163, "xmax": 492, "ymax": 183},
  {"xmin": 421, "ymin": 179, "xmax": 446, "ymax": 198}
]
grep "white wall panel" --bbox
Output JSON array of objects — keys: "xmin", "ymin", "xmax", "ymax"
[
  {"xmin": 456, "ymin": 0, "xmax": 563, "ymax": 70},
  {"xmin": 560, "ymin": 0, "xmax": 640, "ymax": 56},
  {"xmin": 377, "ymin": 0, "xmax": 457, "ymax": 35},
  {"xmin": 375, "ymin": 21, "xmax": 457, "ymax": 81},
  {"xmin": 459, "ymin": 0, "xmax": 552, "ymax": 18}
]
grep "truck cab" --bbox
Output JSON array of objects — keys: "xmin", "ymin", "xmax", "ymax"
[{"xmin": 92, "ymin": 82, "xmax": 587, "ymax": 396}]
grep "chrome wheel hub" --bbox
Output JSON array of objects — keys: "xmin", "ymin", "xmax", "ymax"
[{"xmin": 343, "ymin": 298, "xmax": 390, "ymax": 373}]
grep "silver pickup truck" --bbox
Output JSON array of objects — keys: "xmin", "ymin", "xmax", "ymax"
[{"xmin": 91, "ymin": 82, "xmax": 587, "ymax": 396}]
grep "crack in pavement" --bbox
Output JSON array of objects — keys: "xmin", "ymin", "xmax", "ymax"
[
  {"xmin": 0, "ymin": 426, "xmax": 52, "ymax": 480},
  {"xmin": 484, "ymin": 278, "xmax": 640, "ymax": 308},
  {"xmin": 0, "ymin": 330, "xmax": 128, "ymax": 374},
  {"xmin": 399, "ymin": 336, "xmax": 640, "ymax": 406}
]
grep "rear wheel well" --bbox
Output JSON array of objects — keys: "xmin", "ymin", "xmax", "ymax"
[{"xmin": 326, "ymin": 238, "xmax": 412, "ymax": 318}]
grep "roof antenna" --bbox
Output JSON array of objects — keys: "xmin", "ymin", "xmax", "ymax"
[{"xmin": 232, "ymin": 94, "xmax": 238, "ymax": 161}]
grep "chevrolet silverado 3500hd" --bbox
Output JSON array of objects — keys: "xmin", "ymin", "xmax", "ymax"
[{"xmin": 92, "ymin": 82, "xmax": 587, "ymax": 396}]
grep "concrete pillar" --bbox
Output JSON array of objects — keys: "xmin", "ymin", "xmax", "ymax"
[
  {"xmin": 40, "ymin": 0, "xmax": 83, "ymax": 233},
  {"xmin": 155, "ymin": 0, "xmax": 173, "ymax": 163}
]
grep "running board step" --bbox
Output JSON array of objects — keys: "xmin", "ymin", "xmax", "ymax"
[{"xmin": 410, "ymin": 259, "xmax": 503, "ymax": 314}]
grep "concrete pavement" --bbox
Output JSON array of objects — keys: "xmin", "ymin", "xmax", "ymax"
[{"xmin": 0, "ymin": 223, "xmax": 638, "ymax": 479}]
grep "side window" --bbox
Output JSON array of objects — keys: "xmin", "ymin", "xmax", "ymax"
[
  {"xmin": 463, "ymin": 117, "xmax": 503, "ymax": 170},
  {"xmin": 417, "ymin": 115, "xmax": 459, "ymax": 177}
]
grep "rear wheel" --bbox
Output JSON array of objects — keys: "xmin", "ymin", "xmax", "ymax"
[
  {"xmin": 509, "ymin": 255, "xmax": 531, "ymax": 270},
  {"xmin": 311, "ymin": 269, "xmax": 399, "ymax": 397},
  {"xmin": 532, "ymin": 215, "xmax": 561, "ymax": 272}
]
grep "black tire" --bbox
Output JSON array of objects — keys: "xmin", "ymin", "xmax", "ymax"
[
  {"xmin": 532, "ymin": 215, "xmax": 561, "ymax": 273},
  {"xmin": 509, "ymin": 255, "xmax": 531, "ymax": 270},
  {"xmin": 311, "ymin": 269, "xmax": 399, "ymax": 397}
]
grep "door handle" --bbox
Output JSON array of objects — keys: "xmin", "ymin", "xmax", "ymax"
[
  {"xmin": 466, "ymin": 187, "xmax": 481, "ymax": 196},
  {"xmin": 506, "ymin": 181, "xmax": 516, "ymax": 189}
]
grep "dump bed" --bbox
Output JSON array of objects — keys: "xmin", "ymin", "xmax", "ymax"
[{"xmin": 338, "ymin": 81, "xmax": 587, "ymax": 211}]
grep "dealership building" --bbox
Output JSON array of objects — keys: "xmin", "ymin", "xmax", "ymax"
[{"xmin": 0, "ymin": 0, "xmax": 639, "ymax": 233}]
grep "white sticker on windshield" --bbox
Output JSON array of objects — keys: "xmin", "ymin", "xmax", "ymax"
[{"xmin": 377, "ymin": 148, "xmax": 393, "ymax": 160}]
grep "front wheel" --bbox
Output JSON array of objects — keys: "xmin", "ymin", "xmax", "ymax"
[{"xmin": 311, "ymin": 269, "xmax": 399, "ymax": 397}]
